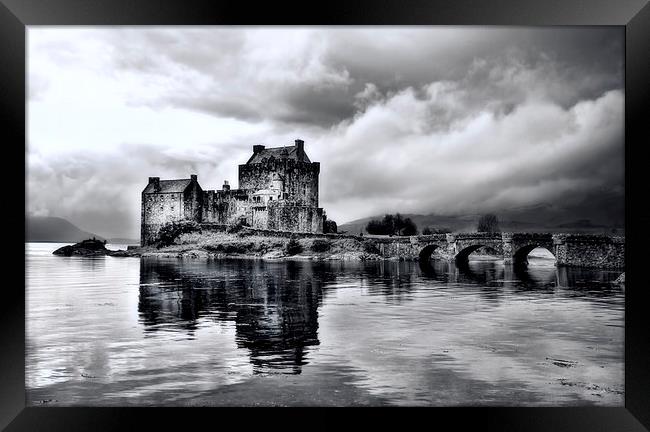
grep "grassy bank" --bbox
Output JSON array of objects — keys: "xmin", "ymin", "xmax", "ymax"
[{"xmin": 124, "ymin": 231, "xmax": 384, "ymax": 261}]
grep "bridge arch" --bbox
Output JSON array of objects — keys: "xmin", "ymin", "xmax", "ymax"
[
  {"xmin": 418, "ymin": 244, "xmax": 440, "ymax": 262},
  {"xmin": 455, "ymin": 244, "xmax": 490, "ymax": 263},
  {"xmin": 512, "ymin": 244, "xmax": 556, "ymax": 266}
]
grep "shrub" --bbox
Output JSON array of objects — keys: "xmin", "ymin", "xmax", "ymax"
[
  {"xmin": 285, "ymin": 236, "xmax": 303, "ymax": 255},
  {"xmin": 156, "ymin": 220, "xmax": 201, "ymax": 248},
  {"xmin": 227, "ymin": 219, "xmax": 249, "ymax": 234},
  {"xmin": 323, "ymin": 219, "xmax": 338, "ymax": 234},
  {"xmin": 422, "ymin": 226, "xmax": 452, "ymax": 235},
  {"xmin": 204, "ymin": 243, "xmax": 250, "ymax": 254},
  {"xmin": 310, "ymin": 239, "xmax": 331, "ymax": 252}
]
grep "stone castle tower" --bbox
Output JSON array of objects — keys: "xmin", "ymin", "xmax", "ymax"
[{"xmin": 141, "ymin": 139, "xmax": 325, "ymax": 246}]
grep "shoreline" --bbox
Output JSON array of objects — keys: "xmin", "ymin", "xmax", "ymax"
[
  {"xmin": 105, "ymin": 230, "xmax": 384, "ymax": 261},
  {"xmin": 32, "ymin": 235, "xmax": 608, "ymax": 268}
]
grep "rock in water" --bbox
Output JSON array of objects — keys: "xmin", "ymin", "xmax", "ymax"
[{"xmin": 53, "ymin": 238, "xmax": 109, "ymax": 256}]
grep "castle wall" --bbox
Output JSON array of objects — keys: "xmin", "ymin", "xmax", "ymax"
[
  {"xmin": 141, "ymin": 192, "xmax": 185, "ymax": 245},
  {"xmin": 267, "ymin": 202, "xmax": 323, "ymax": 233},
  {"xmin": 238, "ymin": 159, "xmax": 320, "ymax": 207},
  {"xmin": 201, "ymin": 189, "xmax": 250, "ymax": 225}
]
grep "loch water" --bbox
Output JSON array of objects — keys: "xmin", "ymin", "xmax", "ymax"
[{"xmin": 26, "ymin": 242, "xmax": 624, "ymax": 406}]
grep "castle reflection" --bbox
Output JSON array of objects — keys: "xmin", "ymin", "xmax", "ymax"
[
  {"xmin": 138, "ymin": 257, "xmax": 622, "ymax": 375},
  {"xmin": 138, "ymin": 258, "xmax": 336, "ymax": 374}
]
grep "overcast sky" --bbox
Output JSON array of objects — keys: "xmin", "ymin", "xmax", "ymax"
[{"xmin": 27, "ymin": 27, "xmax": 624, "ymax": 239}]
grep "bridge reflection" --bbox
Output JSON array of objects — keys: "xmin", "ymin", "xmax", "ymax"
[{"xmin": 138, "ymin": 257, "xmax": 623, "ymax": 374}]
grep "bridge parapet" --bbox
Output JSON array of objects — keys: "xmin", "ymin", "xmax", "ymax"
[
  {"xmin": 453, "ymin": 232, "xmax": 502, "ymax": 241},
  {"xmin": 415, "ymin": 234, "xmax": 448, "ymax": 242}
]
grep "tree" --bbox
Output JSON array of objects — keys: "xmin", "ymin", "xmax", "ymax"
[
  {"xmin": 365, "ymin": 213, "xmax": 418, "ymax": 236},
  {"xmin": 477, "ymin": 214, "xmax": 500, "ymax": 233},
  {"xmin": 397, "ymin": 216, "xmax": 418, "ymax": 236},
  {"xmin": 366, "ymin": 218, "xmax": 391, "ymax": 235}
]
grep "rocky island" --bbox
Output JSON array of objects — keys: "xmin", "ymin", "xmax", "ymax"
[
  {"xmin": 53, "ymin": 238, "xmax": 113, "ymax": 256},
  {"xmin": 52, "ymin": 238, "xmax": 141, "ymax": 257}
]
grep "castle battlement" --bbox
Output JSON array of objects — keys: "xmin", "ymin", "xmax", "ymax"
[{"xmin": 140, "ymin": 139, "xmax": 325, "ymax": 245}]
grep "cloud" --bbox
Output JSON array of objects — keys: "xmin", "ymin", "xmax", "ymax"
[
  {"xmin": 27, "ymin": 141, "xmax": 254, "ymax": 239},
  {"xmin": 317, "ymin": 84, "xmax": 623, "ymax": 223},
  {"xmin": 27, "ymin": 27, "xmax": 624, "ymax": 234},
  {"xmin": 102, "ymin": 28, "xmax": 356, "ymax": 127}
]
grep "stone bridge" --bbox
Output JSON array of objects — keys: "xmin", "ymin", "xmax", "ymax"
[{"xmin": 369, "ymin": 232, "xmax": 624, "ymax": 269}]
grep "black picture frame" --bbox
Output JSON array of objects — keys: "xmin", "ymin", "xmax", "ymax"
[{"xmin": 3, "ymin": 0, "xmax": 649, "ymax": 430}]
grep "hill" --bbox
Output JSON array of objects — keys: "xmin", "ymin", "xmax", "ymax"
[
  {"xmin": 26, "ymin": 216, "xmax": 105, "ymax": 243},
  {"xmin": 338, "ymin": 203, "xmax": 624, "ymax": 235}
]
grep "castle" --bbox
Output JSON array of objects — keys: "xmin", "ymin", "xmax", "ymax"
[{"xmin": 141, "ymin": 139, "xmax": 325, "ymax": 245}]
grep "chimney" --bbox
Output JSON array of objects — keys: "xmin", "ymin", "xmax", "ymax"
[
  {"xmin": 222, "ymin": 180, "xmax": 230, "ymax": 191},
  {"xmin": 295, "ymin": 139, "xmax": 304, "ymax": 160},
  {"xmin": 253, "ymin": 145, "xmax": 265, "ymax": 154},
  {"xmin": 149, "ymin": 177, "xmax": 160, "ymax": 192},
  {"xmin": 190, "ymin": 174, "xmax": 197, "ymax": 182}
]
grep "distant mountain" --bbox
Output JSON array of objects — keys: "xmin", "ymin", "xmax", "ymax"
[
  {"xmin": 338, "ymin": 214, "xmax": 475, "ymax": 236},
  {"xmin": 26, "ymin": 216, "xmax": 105, "ymax": 243},
  {"xmin": 338, "ymin": 202, "xmax": 624, "ymax": 235}
]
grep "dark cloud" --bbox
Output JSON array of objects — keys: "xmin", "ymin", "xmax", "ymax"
[
  {"xmin": 103, "ymin": 27, "xmax": 622, "ymax": 131},
  {"xmin": 317, "ymin": 86, "xmax": 623, "ymax": 223}
]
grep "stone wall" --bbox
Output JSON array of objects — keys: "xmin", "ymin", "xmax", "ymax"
[
  {"xmin": 251, "ymin": 205, "xmax": 269, "ymax": 229},
  {"xmin": 200, "ymin": 224, "xmax": 356, "ymax": 239},
  {"xmin": 554, "ymin": 234, "xmax": 625, "ymax": 268},
  {"xmin": 374, "ymin": 237, "xmax": 420, "ymax": 260},
  {"xmin": 202, "ymin": 189, "xmax": 250, "ymax": 225}
]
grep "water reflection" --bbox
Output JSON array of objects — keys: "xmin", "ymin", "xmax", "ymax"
[
  {"xmin": 139, "ymin": 259, "xmax": 332, "ymax": 374},
  {"xmin": 27, "ymin": 242, "xmax": 624, "ymax": 406},
  {"xmin": 138, "ymin": 257, "xmax": 624, "ymax": 376}
]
